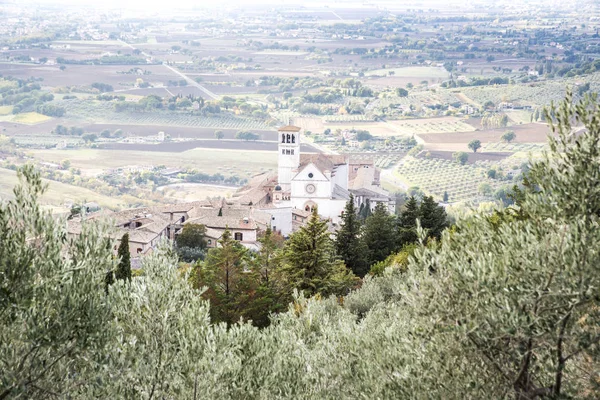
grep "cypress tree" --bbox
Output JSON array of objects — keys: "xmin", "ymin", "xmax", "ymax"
[
  {"xmin": 115, "ymin": 233, "xmax": 131, "ymax": 282},
  {"xmin": 104, "ymin": 270, "xmax": 114, "ymax": 294},
  {"xmin": 419, "ymin": 196, "xmax": 448, "ymax": 241},
  {"xmin": 397, "ymin": 196, "xmax": 420, "ymax": 246},
  {"xmin": 334, "ymin": 195, "xmax": 368, "ymax": 277},
  {"xmin": 358, "ymin": 198, "xmax": 372, "ymax": 220},
  {"xmin": 362, "ymin": 202, "xmax": 397, "ymax": 267}
]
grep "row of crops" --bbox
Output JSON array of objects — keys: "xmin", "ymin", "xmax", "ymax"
[
  {"xmin": 323, "ymin": 115, "xmax": 375, "ymax": 122},
  {"xmin": 388, "ymin": 119, "xmax": 475, "ymax": 135},
  {"xmin": 374, "ymin": 154, "xmax": 402, "ymax": 169},
  {"xmin": 483, "ymin": 142, "xmax": 546, "ymax": 152},
  {"xmin": 395, "ymin": 156, "xmax": 501, "ymax": 202},
  {"xmin": 12, "ymin": 135, "xmax": 83, "ymax": 148},
  {"xmin": 377, "ymin": 91, "xmax": 461, "ymax": 108},
  {"xmin": 57, "ymin": 100, "xmax": 272, "ymax": 130},
  {"xmin": 460, "ymin": 74, "xmax": 600, "ymax": 108}
]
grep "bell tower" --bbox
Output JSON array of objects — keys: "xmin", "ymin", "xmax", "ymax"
[{"xmin": 277, "ymin": 125, "xmax": 301, "ymax": 191}]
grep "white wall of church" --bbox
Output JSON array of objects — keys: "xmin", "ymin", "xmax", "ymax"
[
  {"xmin": 291, "ymin": 164, "xmax": 332, "ymax": 199},
  {"xmin": 261, "ymin": 207, "xmax": 293, "ymax": 236},
  {"xmin": 331, "ymin": 164, "xmax": 349, "ymax": 190},
  {"xmin": 290, "ymin": 198, "xmax": 347, "ymax": 223}
]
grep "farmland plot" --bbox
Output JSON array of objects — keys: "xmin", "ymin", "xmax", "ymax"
[
  {"xmin": 460, "ymin": 74, "xmax": 600, "ymax": 107},
  {"xmin": 386, "ymin": 117, "xmax": 475, "ymax": 135},
  {"xmin": 57, "ymin": 100, "xmax": 272, "ymax": 130},
  {"xmin": 394, "ymin": 156, "xmax": 501, "ymax": 202},
  {"xmin": 29, "ymin": 148, "xmax": 278, "ymax": 179}
]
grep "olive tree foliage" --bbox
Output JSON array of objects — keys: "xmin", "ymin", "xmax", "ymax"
[
  {"xmin": 341, "ymin": 92, "xmax": 600, "ymax": 398},
  {"xmin": 0, "ymin": 166, "xmax": 115, "ymax": 399},
  {"xmin": 96, "ymin": 246, "xmax": 212, "ymax": 399}
]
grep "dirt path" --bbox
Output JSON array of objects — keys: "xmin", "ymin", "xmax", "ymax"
[{"xmin": 454, "ymin": 92, "xmax": 480, "ymax": 108}]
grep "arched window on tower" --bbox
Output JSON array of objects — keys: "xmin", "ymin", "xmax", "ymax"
[
  {"xmin": 282, "ymin": 134, "xmax": 285, "ymax": 143},
  {"xmin": 291, "ymin": 134, "xmax": 295, "ymax": 143},
  {"xmin": 286, "ymin": 134, "xmax": 291, "ymax": 143}
]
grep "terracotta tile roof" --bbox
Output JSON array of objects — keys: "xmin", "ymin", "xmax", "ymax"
[
  {"xmin": 185, "ymin": 207, "xmax": 259, "ymax": 230},
  {"xmin": 278, "ymin": 125, "xmax": 301, "ymax": 132},
  {"xmin": 332, "ymin": 184, "xmax": 351, "ymax": 200},
  {"xmin": 298, "ymin": 153, "xmax": 346, "ymax": 173}
]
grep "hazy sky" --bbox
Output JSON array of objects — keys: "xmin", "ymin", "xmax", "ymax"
[{"xmin": 27, "ymin": 0, "xmax": 324, "ymax": 9}]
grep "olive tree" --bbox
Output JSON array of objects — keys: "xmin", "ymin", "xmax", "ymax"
[{"xmin": 0, "ymin": 166, "xmax": 115, "ymax": 399}]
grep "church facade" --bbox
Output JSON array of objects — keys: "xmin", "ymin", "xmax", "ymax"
[{"xmin": 271, "ymin": 125, "xmax": 394, "ymax": 229}]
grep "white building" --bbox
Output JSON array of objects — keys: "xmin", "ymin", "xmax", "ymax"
[{"xmin": 271, "ymin": 125, "xmax": 392, "ymax": 228}]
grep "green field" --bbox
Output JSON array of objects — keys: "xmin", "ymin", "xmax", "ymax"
[
  {"xmin": 28, "ymin": 148, "xmax": 278, "ymax": 178},
  {"xmin": 12, "ymin": 112, "xmax": 53, "ymax": 125},
  {"xmin": 0, "ymin": 168, "xmax": 132, "ymax": 210},
  {"xmin": 0, "ymin": 105, "xmax": 13, "ymax": 116}
]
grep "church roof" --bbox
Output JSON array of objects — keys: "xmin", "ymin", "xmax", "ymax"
[
  {"xmin": 298, "ymin": 154, "xmax": 346, "ymax": 173},
  {"xmin": 278, "ymin": 125, "xmax": 301, "ymax": 132},
  {"xmin": 332, "ymin": 184, "xmax": 351, "ymax": 200}
]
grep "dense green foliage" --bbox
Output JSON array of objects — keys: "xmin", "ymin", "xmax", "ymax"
[
  {"xmin": 176, "ymin": 223, "xmax": 207, "ymax": 249},
  {"xmin": 334, "ymin": 195, "xmax": 368, "ymax": 277},
  {"xmin": 279, "ymin": 208, "xmax": 359, "ymax": 298}
]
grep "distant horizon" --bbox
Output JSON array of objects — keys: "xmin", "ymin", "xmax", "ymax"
[{"xmin": 11, "ymin": 0, "xmax": 542, "ymax": 13}]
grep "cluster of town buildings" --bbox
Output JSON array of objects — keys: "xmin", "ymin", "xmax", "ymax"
[{"xmin": 67, "ymin": 125, "xmax": 394, "ymax": 260}]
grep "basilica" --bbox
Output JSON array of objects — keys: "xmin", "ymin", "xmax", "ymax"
[{"xmin": 230, "ymin": 125, "xmax": 395, "ymax": 236}]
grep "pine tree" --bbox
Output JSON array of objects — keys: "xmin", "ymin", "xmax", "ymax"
[
  {"xmin": 419, "ymin": 196, "xmax": 448, "ymax": 241},
  {"xmin": 334, "ymin": 195, "xmax": 368, "ymax": 277},
  {"xmin": 255, "ymin": 226, "xmax": 280, "ymax": 284},
  {"xmin": 115, "ymin": 233, "xmax": 131, "ymax": 282},
  {"xmin": 397, "ymin": 196, "xmax": 420, "ymax": 246},
  {"xmin": 280, "ymin": 208, "xmax": 357, "ymax": 297},
  {"xmin": 362, "ymin": 202, "xmax": 397, "ymax": 266},
  {"xmin": 248, "ymin": 226, "xmax": 286, "ymax": 327},
  {"xmin": 196, "ymin": 228, "xmax": 254, "ymax": 325}
]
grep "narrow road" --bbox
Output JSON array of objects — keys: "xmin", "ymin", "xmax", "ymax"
[
  {"xmin": 381, "ymin": 167, "xmax": 408, "ymax": 191},
  {"xmin": 331, "ymin": 11, "xmax": 344, "ymax": 21},
  {"xmin": 162, "ymin": 63, "xmax": 219, "ymax": 100},
  {"xmin": 118, "ymin": 39, "xmax": 219, "ymax": 100}
]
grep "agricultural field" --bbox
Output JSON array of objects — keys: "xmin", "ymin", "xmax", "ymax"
[
  {"xmin": 482, "ymin": 142, "xmax": 547, "ymax": 153},
  {"xmin": 0, "ymin": 112, "xmax": 53, "ymax": 125},
  {"xmin": 157, "ymin": 182, "xmax": 235, "ymax": 202},
  {"xmin": 386, "ymin": 117, "xmax": 476, "ymax": 136},
  {"xmin": 419, "ymin": 123, "xmax": 551, "ymax": 147},
  {"xmin": 366, "ymin": 66, "xmax": 449, "ymax": 80},
  {"xmin": 57, "ymin": 100, "xmax": 273, "ymax": 130},
  {"xmin": 28, "ymin": 148, "xmax": 278, "ymax": 179},
  {"xmin": 0, "ymin": 106, "xmax": 14, "ymax": 115},
  {"xmin": 323, "ymin": 115, "xmax": 375, "ymax": 123},
  {"xmin": 394, "ymin": 156, "xmax": 502, "ymax": 203},
  {"xmin": 459, "ymin": 74, "xmax": 600, "ymax": 108},
  {"xmin": 0, "ymin": 167, "xmax": 132, "ymax": 210}
]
